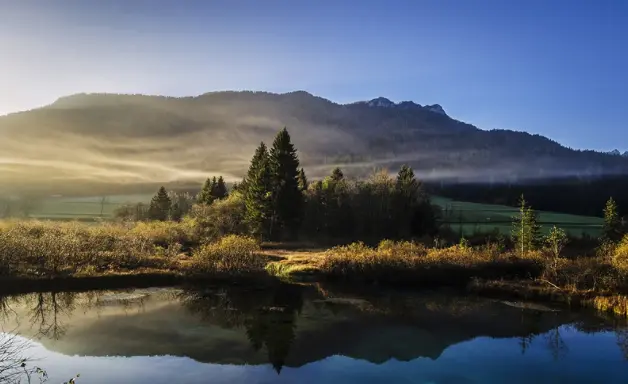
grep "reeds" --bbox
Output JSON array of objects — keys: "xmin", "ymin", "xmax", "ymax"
[
  {"xmin": 318, "ymin": 240, "xmax": 543, "ymax": 285},
  {"xmin": 0, "ymin": 220, "xmax": 195, "ymax": 278},
  {"xmin": 191, "ymin": 235, "xmax": 264, "ymax": 275}
]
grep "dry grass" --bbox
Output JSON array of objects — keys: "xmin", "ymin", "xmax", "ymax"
[
  {"xmin": 191, "ymin": 235, "xmax": 266, "ymax": 275},
  {"xmin": 0, "ymin": 220, "xmax": 199, "ymax": 278},
  {"xmin": 592, "ymin": 296, "xmax": 628, "ymax": 317},
  {"xmin": 317, "ymin": 240, "xmax": 543, "ymax": 285}
]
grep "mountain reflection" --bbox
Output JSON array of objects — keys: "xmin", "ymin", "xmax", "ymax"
[{"xmin": 1, "ymin": 283, "xmax": 627, "ymax": 373}]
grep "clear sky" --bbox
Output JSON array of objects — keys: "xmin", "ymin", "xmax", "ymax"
[{"xmin": 1, "ymin": 0, "xmax": 627, "ymax": 151}]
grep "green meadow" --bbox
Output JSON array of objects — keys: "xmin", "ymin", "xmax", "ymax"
[
  {"xmin": 26, "ymin": 194, "xmax": 603, "ymax": 237},
  {"xmin": 432, "ymin": 196, "xmax": 603, "ymax": 237}
]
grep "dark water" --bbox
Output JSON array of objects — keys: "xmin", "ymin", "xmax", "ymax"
[{"xmin": 1, "ymin": 283, "xmax": 627, "ymax": 383}]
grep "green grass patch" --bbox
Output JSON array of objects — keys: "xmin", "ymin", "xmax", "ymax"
[{"xmin": 432, "ymin": 196, "xmax": 603, "ymax": 237}]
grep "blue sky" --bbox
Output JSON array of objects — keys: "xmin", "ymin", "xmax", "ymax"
[{"xmin": 1, "ymin": 0, "xmax": 627, "ymax": 151}]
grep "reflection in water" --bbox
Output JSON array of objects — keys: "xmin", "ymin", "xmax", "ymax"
[
  {"xmin": 1, "ymin": 284, "xmax": 628, "ymax": 383},
  {"xmin": 179, "ymin": 284, "xmax": 304, "ymax": 373}
]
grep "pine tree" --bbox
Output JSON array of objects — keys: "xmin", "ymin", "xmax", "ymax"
[
  {"xmin": 297, "ymin": 168, "xmax": 308, "ymax": 192},
  {"xmin": 395, "ymin": 165, "xmax": 432, "ymax": 236},
  {"xmin": 148, "ymin": 186, "xmax": 172, "ymax": 221},
  {"xmin": 603, "ymin": 197, "xmax": 622, "ymax": 243},
  {"xmin": 269, "ymin": 128, "xmax": 303, "ymax": 238},
  {"xmin": 244, "ymin": 142, "xmax": 274, "ymax": 239},
  {"xmin": 243, "ymin": 142, "xmax": 268, "ymax": 193},
  {"xmin": 197, "ymin": 178, "xmax": 215, "ymax": 205},
  {"xmin": 330, "ymin": 167, "xmax": 344, "ymax": 182},
  {"xmin": 511, "ymin": 195, "xmax": 541, "ymax": 255},
  {"xmin": 213, "ymin": 176, "xmax": 228, "ymax": 200},
  {"xmin": 396, "ymin": 165, "xmax": 421, "ymax": 200}
]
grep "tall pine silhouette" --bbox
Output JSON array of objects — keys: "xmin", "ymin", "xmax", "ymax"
[
  {"xmin": 148, "ymin": 186, "xmax": 172, "ymax": 221},
  {"xmin": 244, "ymin": 143, "xmax": 274, "ymax": 239},
  {"xmin": 297, "ymin": 168, "xmax": 308, "ymax": 192},
  {"xmin": 269, "ymin": 128, "xmax": 303, "ymax": 239},
  {"xmin": 213, "ymin": 176, "xmax": 228, "ymax": 200},
  {"xmin": 198, "ymin": 178, "xmax": 215, "ymax": 205}
]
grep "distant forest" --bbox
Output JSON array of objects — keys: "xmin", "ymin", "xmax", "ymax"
[{"xmin": 427, "ymin": 175, "xmax": 628, "ymax": 217}]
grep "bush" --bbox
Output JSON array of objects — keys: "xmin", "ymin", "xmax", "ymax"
[
  {"xmin": 612, "ymin": 235, "xmax": 628, "ymax": 272},
  {"xmin": 191, "ymin": 235, "xmax": 263, "ymax": 275},
  {"xmin": 188, "ymin": 192, "xmax": 248, "ymax": 243}
]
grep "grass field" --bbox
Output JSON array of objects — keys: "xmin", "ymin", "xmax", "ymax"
[
  {"xmin": 30, "ymin": 194, "xmax": 154, "ymax": 221},
  {"xmin": 431, "ymin": 196, "xmax": 603, "ymax": 237},
  {"xmin": 23, "ymin": 194, "xmax": 603, "ymax": 237}
]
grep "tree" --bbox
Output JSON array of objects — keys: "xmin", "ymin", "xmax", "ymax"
[
  {"xmin": 213, "ymin": 176, "xmax": 228, "ymax": 200},
  {"xmin": 545, "ymin": 226, "xmax": 568, "ymax": 275},
  {"xmin": 603, "ymin": 197, "xmax": 623, "ymax": 243},
  {"xmin": 511, "ymin": 195, "xmax": 541, "ymax": 255},
  {"xmin": 395, "ymin": 164, "xmax": 433, "ymax": 237},
  {"xmin": 198, "ymin": 178, "xmax": 215, "ymax": 205},
  {"xmin": 244, "ymin": 143, "xmax": 274, "ymax": 239},
  {"xmin": 297, "ymin": 168, "xmax": 308, "ymax": 192},
  {"xmin": 330, "ymin": 167, "xmax": 344, "ymax": 182},
  {"xmin": 268, "ymin": 128, "xmax": 303, "ymax": 239},
  {"xmin": 148, "ymin": 186, "xmax": 172, "ymax": 221}
]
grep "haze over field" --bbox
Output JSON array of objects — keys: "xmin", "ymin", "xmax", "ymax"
[{"xmin": 1, "ymin": 90, "xmax": 628, "ymax": 195}]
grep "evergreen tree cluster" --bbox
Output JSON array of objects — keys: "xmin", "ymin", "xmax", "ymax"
[
  {"xmin": 143, "ymin": 128, "xmax": 438, "ymax": 242},
  {"xmin": 242, "ymin": 128, "xmax": 304, "ymax": 240},
  {"xmin": 300, "ymin": 166, "xmax": 436, "ymax": 242},
  {"xmin": 197, "ymin": 176, "xmax": 228, "ymax": 205}
]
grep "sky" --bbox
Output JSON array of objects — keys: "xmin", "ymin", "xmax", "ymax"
[{"xmin": 0, "ymin": 0, "xmax": 627, "ymax": 151}]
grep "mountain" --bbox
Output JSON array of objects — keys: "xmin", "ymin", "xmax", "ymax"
[{"xmin": 0, "ymin": 90, "xmax": 627, "ymax": 195}]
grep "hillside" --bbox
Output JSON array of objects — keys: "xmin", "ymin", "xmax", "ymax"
[{"xmin": 1, "ymin": 90, "xmax": 627, "ymax": 195}]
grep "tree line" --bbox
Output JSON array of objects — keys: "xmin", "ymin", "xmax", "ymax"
[
  {"xmin": 132, "ymin": 128, "xmax": 438, "ymax": 243},
  {"xmin": 428, "ymin": 175, "xmax": 628, "ymax": 218}
]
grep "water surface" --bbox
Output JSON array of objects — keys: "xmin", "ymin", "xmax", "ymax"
[{"xmin": 1, "ymin": 283, "xmax": 627, "ymax": 383}]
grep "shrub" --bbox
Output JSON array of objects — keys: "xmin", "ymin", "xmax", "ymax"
[
  {"xmin": 191, "ymin": 235, "xmax": 263, "ymax": 275},
  {"xmin": 612, "ymin": 235, "xmax": 628, "ymax": 272},
  {"xmin": 188, "ymin": 192, "xmax": 248, "ymax": 242}
]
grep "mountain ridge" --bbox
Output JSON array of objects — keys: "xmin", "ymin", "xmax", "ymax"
[{"xmin": 0, "ymin": 90, "xmax": 626, "ymax": 195}]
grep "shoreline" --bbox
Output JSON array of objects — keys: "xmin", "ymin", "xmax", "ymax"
[{"xmin": 2, "ymin": 265, "xmax": 626, "ymax": 318}]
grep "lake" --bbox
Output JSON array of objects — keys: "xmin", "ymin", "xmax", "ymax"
[{"xmin": 1, "ymin": 283, "xmax": 627, "ymax": 383}]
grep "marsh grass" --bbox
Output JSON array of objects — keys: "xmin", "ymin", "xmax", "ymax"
[
  {"xmin": 191, "ymin": 235, "xmax": 266, "ymax": 276},
  {"xmin": 0, "ymin": 220, "xmax": 198, "ymax": 278},
  {"xmin": 593, "ymin": 295, "xmax": 628, "ymax": 317},
  {"xmin": 318, "ymin": 240, "xmax": 543, "ymax": 286}
]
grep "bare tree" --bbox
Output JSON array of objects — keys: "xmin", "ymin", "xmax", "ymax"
[{"xmin": 0, "ymin": 333, "xmax": 47, "ymax": 383}]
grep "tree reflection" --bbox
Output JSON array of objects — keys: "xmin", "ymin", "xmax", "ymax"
[
  {"xmin": 179, "ymin": 283, "xmax": 304, "ymax": 373},
  {"xmin": 26, "ymin": 292, "xmax": 77, "ymax": 340},
  {"xmin": 617, "ymin": 329, "xmax": 628, "ymax": 361},
  {"xmin": 544, "ymin": 325, "xmax": 568, "ymax": 361}
]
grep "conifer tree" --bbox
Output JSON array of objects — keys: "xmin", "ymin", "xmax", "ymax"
[
  {"xmin": 603, "ymin": 197, "xmax": 622, "ymax": 243},
  {"xmin": 213, "ymin": 176, "xmax": 228, "ymax": 199},
  {"xmin": 511, "ymin": 195, "xmax": 541, "ymax": 255},
  {"xmin": 197, "ymin": 178, "xmax": 215, "ymax": 205},
  {"xmin": 297, "ymin": 168, "xmax": 308, "ymax": 192},
  {"xmin": 148, "ymin": 186, "xmax": 172, "ymax": 221},
  {"xmin": 330, "ymin": 167, "xmax": 344, "ymax": 182},
  {"xmin": 243, "ymin": 142, "xmax": 268, "ymax": 193},
  {"xmin": 209, "ymin": 176, "xmax": 218, "ymax": 197},
  {"xmin": 269, "ymin": 128, "xmax": 303, "ymax": 238},
  {"xmin": 396, "ymin": 165, "xmax": 421, "ymax": 200},
  {"xmin": 244, "ymin": 142, "xmax": 274, "ymax": 239}
]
